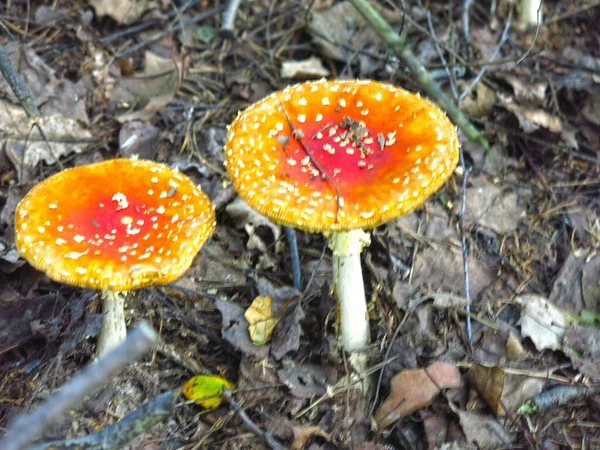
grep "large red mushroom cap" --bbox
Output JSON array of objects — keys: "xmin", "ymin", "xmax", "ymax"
[
  {"xmin": 224, "ymin": 79, "xmax": 459, "ymax": 231},
  {"xmin": 15, "ymin": 158, "xmax": 216, "ymax": 291}
]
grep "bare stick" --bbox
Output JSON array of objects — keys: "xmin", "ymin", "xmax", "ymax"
[
  {"xmin": 220, "ymin": 0, "xmax": 243, "ymax": 39},
  {"xmin": 222, "ymin": 389, "xmax": 287, "ymax": 450},
  {"xmin": 0, "ymin": 47, "xmax": 40, "ymax": 119},
  {"xmin": 346, "ymin": 0, "xmax": 493, "ymax": 155},
  {"xmin": 458, "ymin": 152, "xmax": 472, "ymax": 343},
  {"xmin": 29, "ymin": 389, "xmax": 180, "ymax": 450},
  {"xmin": 0, "ymin": 322, "xmax": 158, "ymax": 450}
]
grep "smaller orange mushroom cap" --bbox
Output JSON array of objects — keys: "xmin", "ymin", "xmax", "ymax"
[
  {"xmin": 224, "ymin": 79, "xmax": 459, "ymax": 231},
  {"xmin": 15, "ymin": 159, "xmax": 216, "ymax": 291}
]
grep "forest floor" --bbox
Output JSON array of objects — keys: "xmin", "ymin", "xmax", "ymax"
[{"xmin": 1, "ymin": 0, "xmax": 600, "ymax": 449}]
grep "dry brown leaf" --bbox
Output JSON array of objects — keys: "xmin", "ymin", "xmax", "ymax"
[
  {"xmin": 517, "ymin": 294, "xmax": 570, "ymax": 352},
  {"xmin": 466, "ymin": 364, "xmax": 504, "ymax": 414},
  {"xmin": 456, "ymin": 176, "xmax": 529, "ymax": 234},
  {"xmin": 244, "ymin": 295, "xmax": 279, "ymax": 345},
  {"xmin": 374, "ymin": 362, "xmax": 461, "ymax": 429},
  {"xmin": 467, "ymin": 363, "xmax": 545, "ymax": 414},
  {"xmin": 281, "ymin": 57, "xmax": 330, "ymax": 79},
  {"xmin": 499, "ymin": 94, "xmax": 562, "ymax": 133},
  {"xmin": 290, "ymin": 425, "xmax": 331, "ymax": 450},
  {"xmin": 116, "ymin": 52, "xmax": 182, "ymax": 123}
]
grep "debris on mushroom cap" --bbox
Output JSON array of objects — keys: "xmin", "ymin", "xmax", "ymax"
[
  {"xmin": 15, "ymin": 159, "xmax": 216, "ymax": 291},
  {"xmin": 224, "ymin": 79, "xmax": 459, "ymax": 232}
]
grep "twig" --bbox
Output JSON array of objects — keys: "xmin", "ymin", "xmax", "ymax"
[
  {"xmin": 458, "ymin": 151, "xmax": 473, "ymax": 343},
  {"xmin": 0, "ymin": 47, "xmax": 40, "ymax": 119},
  {"xmin": 285, "ymin": 226, "xmax": 302, "ymax": 290},
  {"xmin": 459, "ymin": 13, "xmax": 511, "ymax": 103},
  {"xmin": 29, "ymin": 389, "xmax": 180, "ymax": 450},
  {"xmin": 462, "ymin": 0, "xmax": 474, "ymax": 60},
  {"xmin": 0, "ymin": 46, "xmax": 65, "ymax": 172},
  {"xmin": 220, "ymin": 0, "xmax": 243, "ymax": 39},
  {"xmin": 222, "ymin": 389, "xmax": 287, "ymax": 450},
  {"xmin": 424, "ymin": 4, "xmax": 458, "ymax": 100},
  {"xmin": 0, "ymin": 322, "xmax": 158, "ymax": 450},
  {"xmin": 100, "ymin": 0, "xmax": 207, "ymax": 43},
  {"xmin": 346, "ymin": 0, "xmax": 493, "ymax": 156},
  {"xmin": 116, "ymin": 6, "xmax": 225, "ymax": 58}
]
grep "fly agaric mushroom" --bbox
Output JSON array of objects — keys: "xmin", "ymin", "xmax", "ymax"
[
  {"xmin": 224, "ymin": 79, "xmax": 458, "ymax": 369},
  {"xmin": 15, "ymin": 158, "xmax": 216, "ymax": 356}
]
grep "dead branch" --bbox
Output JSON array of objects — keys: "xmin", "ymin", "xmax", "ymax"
[
  {"xmin": 346, "ymin": 0, "xmax": 494, "ymax": 156},
  {"xmin": 0, "ymin": 322, "xmax": 158, "ymax": 450},
  {"xmin": 29, "ymin": 389, "xmax": 180, "ymax": 450},
  {"xmin": 222, "ymin": 388, "xmax": 287, "ymax": 450}
]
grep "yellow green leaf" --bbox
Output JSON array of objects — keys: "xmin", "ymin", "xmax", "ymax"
[{"xmin": 183, "ymin": 374, "xmax": 234, "ymax": 408}]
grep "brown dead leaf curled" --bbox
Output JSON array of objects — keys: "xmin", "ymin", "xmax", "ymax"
[
  {"xmin": 374, "ymin": 362, "xmax": 461, "ymax": 429},
  {"xmin": 116, "ymin": 52, "xmax": 182, "ymax": 123},
  {"xmin": 466, "ymin": 364, "xmax": 504, "ymax": 414},
  {"xmin": 290, "ymin": 426, "xmax": 331, "ymax": 450},
  {"xmin": 499, "ymin": 94, "xmax": 562, "ymax": 133},
  {"xmin": 215, "ymin": 298, "xmax": 269, "ymax": 359}
]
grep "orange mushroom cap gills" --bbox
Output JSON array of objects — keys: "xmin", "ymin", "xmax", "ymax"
[
  {"xmin": 15, "ymin": 159, "xmax": 216, "ymax": 291},
  {"xmin": 224, "ymin": 79, "xmax": 459, "ymax": 232}
]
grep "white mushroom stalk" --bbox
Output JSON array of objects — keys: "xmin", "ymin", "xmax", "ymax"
[
  {"xmin": 520, "ymin": 0, "xmax": 543, "ymax": 28},
  {"xmin": 96, "ymin": 291, "xmax": 127, "ymax": 357},
  {"xmin": 330, "ymin": 230, "xmax": 371, "ymax": 371}
]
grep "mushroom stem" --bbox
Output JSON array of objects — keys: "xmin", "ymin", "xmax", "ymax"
[
  {"xmin": 519, "ymin": 0, "xmax": 542, "ymax": 27},
  {"xmin": 96, "ymin": 290, "xmax": 127, "ymax": 357},
  {"xmin": 330, "ymin": 230, "xmax": 371, "ymax": 370}
]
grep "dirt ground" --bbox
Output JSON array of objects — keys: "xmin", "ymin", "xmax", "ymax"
[{"xmin": 1, "ymin": 0, "xmax": 600, "ymax": 449}]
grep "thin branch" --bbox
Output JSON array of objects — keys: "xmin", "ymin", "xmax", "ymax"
[
  {"xmin": 222, "ymin": 389, "xmax": 287, "ymax": 450},
  {"xmin": 29, "ymin": 389, "xmax": 180, "ymax": 450},
  {"xmin": 116, "ymin": 6, "xmax": 225, "ymax": 58},
  {"xmin": 346, "ymin": 0, "xmax": 493, "ymax": 155},
  {"xmin": 458, "ymin": 152, "xmax": 472, "ymax": 343},
  {"xmin": 0, "ymin": 322, "xmax": 158, "ymax": 450},
  {"xmin": 459, "ymin": 13, "xmax": 512, "ymax": 102},
  {"xmin": 0, "ymin": 47, "xmax": 40, "ymax": 119},
  {"xmin": 424, "ymin": 4, "xmax": 458, "ymax": 100}
]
